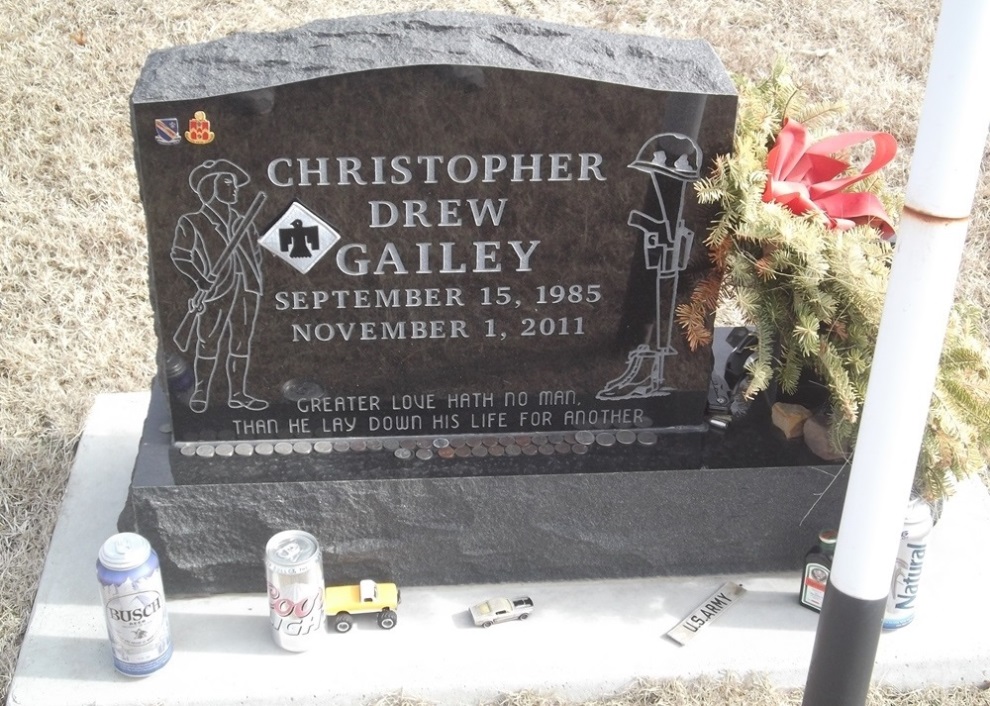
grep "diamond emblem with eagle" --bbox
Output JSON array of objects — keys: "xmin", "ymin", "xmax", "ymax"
[{"xmin": 259, "ymin": 201, "xmax": 341, "ymax": 274}]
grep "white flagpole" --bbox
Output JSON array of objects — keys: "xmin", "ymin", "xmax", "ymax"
[{"xmin": 803, "ymin": 1, "xmax": 990, "ymax": 704}]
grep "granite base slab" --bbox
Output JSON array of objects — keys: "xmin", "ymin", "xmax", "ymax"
[
  {"xmin": 12, "ymin": 393, "xmax": 989, "ymax": 706},
  {"xmin": 119, "ymin": 387, "xmax": 847, "ymax": 596}
]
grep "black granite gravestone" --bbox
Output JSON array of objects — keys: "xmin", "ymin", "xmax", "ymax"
[{"xmin": 120, "ymin": 12, "xmax": 846, "ymax": 594}]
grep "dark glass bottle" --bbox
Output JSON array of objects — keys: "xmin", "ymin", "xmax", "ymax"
[
  {"xmin": 799, "ymin": 529, "xmax": 838, "ymax": 612},
  {"xmin": 163, "ymin": 351, "xmax": 194, "ymax": 405}
]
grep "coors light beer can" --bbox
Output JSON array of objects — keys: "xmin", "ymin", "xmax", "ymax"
[
  {"xmin": 97, "ymin": 532, "xmax": 173, "ymax": 676},
  {"xmin": 882, "ymin": 496, "xmax": 934, "ymax": 630},
  {"xmin": 265, "ymin": 530, "xmax": 325, "ymax": 651}
]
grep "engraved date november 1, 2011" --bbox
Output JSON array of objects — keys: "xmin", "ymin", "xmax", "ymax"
[{"xmin": 484, "ymin": 317, "xmax": 585, "ymax": 339}]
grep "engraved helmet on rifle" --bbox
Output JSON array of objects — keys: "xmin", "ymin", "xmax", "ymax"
[{"xmin": 628, "ymin": 133, "xmax": 702, "ymax": 182}]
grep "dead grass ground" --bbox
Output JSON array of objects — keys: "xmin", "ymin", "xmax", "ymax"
[
  {"xmin": 370, "ymin": 674, "xmax": 990, "ymax": 705},
  {"xmin": 377, "ymin": 675, "xmax": 990, "ymax": 705},
  {"xmin": 1, "ymin": 0, "xmax": 988, "ymax": 703}
]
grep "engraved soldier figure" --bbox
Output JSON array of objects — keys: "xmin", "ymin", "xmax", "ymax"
[{"xmin": 171, "ymin": 159, "xmax": 268, "ymax": 413}]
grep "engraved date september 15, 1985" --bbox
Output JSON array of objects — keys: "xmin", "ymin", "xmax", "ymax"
[{"xmin": 276, "ymin": 284, "xmax": 601, "ymax": 343}]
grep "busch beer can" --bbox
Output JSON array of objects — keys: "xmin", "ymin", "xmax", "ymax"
[
  {"xmin": 882, "ymin": 496, "xmax": 934, "ymax": 630},
  {"xmin": 265, "ymin": 530, "xmax": 325, "ymax": 651},
  {"xmin": 97, "ymin": 533, "xmax": 173, "ymax": 676}
]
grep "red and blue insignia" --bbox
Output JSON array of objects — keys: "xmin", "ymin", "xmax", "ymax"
[{"xmin": 155, "ymin": 118, "xmax": 182, "ymax": 145}]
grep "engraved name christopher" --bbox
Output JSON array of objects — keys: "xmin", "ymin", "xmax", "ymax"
[
  {"xmin": 266, "ymin": 151, "xmax": 606, "ymax": 188},
  {"xmin": 264, "ymin": 150, "xmax": 608, "ymax": 344}
]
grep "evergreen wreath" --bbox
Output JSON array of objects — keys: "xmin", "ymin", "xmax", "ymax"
[{"xmin": 679, "ymin": 62, "xmax": 990, "ymax": 499}]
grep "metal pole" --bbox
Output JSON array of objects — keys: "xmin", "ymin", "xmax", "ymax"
[{"xmin": 803, "ymin": 1, "xmax": 990, "ymax": 704}]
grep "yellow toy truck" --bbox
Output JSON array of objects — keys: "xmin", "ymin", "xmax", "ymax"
[{"xmin": 324, "ymin": 579, "xmax": 400, "ymax": 633}]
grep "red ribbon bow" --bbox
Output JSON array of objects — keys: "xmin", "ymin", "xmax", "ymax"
[{"xmin": 763, "ymin": 119, "xmax": 897, "ymax": 238}]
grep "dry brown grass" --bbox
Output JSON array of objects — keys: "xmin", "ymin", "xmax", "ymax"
[
  {"xmin": 368, "ymin": 675, "xmax": 990, "ymax": 705},
  {"xmin": 2, "ymin": 0, "xmax": 988, "ymax": 703}
]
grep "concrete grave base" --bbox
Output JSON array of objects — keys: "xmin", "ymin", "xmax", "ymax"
[
  {"xmin": 10, "ymin": 393, "xmax": 990, "ymax": 706},
  {"xmin": 118, "ymin": 385, "xmax": 848, "ymax": 596}
]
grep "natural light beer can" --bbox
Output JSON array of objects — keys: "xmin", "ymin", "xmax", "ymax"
[
  {"xmin": 97, "ymin": 532, "xmax": 173, "ymax": 676},
  {"xmin": 265, "ymin": 530, "xmax": 325, "ymax": 651},
  {"xmin": 882, "ymin": 496, "xmax": 934, "ymax": 630}
]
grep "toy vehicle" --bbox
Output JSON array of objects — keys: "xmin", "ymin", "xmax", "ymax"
[
  {"xmin": 324, "ymin": 579, "xmax": 400, "ymax": 633},
  {"xmin": 469, "ymin": 596, "xmax": 534, "ymax": 627}
]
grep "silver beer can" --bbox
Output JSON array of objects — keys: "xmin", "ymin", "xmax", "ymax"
[
  {"xmin": 97, "ymin": 532, "xmax": 173, "ymax": 676},
  {"xmin": 882, "ymin": 496, "xmax": 934, "ymax": 630},
  {"xmin": 265, "ymin": 530, "xmax": 325, "ymax": 651}
]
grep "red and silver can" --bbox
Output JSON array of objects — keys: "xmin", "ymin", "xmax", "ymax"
[
  {"xmin": 97, "ymin": 533, "xmax": 173, "ymax": 676},
  {"xmin": 265, "ymin": 530, "xmax": 325, "ymax": 651},
  {"xmin": 882, "ymin": 496, "xmax": 934, "ymax": 630}
]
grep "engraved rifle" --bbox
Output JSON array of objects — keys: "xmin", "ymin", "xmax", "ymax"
[{"xmin": 173, "ymin": 191, "xmax": 267, "ymax": 353}]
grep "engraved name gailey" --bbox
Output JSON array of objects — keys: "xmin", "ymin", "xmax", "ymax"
[
  {"xmin": 303, "ymin": 239, "xmax": 541, "ymax": 277},
  {"xmin": 264, "ymin": 152, "xmax": 604, "ymax": 274}
]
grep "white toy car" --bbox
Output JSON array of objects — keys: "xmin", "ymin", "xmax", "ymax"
[{"xmin": 469, "ymin": 596, "xmax": 534, "ymax": 628}]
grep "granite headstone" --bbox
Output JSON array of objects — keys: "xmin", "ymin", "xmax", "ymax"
[{"xmin": 120, "ymin": 13, "xmax": 846, "ymax": 594}]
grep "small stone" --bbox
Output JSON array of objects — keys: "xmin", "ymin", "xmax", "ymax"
[
  {"xmin": 615, "ymin": 430, "xmax": 637, "ymax": 445},
  {"xmin": 771, "ymin": 402, "xmax": 813, "ymax": 439},
  {"xmin": 803, "ymin": 414, "xmax": 847, "ymax": 461}
]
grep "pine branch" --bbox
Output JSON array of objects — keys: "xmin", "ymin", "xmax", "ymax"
[{"xmin": 678, "ymin": 60, "xmax": 990, "ymax": 498}]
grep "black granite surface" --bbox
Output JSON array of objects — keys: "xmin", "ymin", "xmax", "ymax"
[
  {"xmin": 132, "ymin": 12, "xmax": 737, "ymax": 447},
  {"xmin": 117, "ymin": 15, "xmax": 837, "ymax": 596},
  {"xmin": 119, "ymin": 386, "xmax": 846, "ymax": 595},
  {"xmin": 131, "ymin": 13, "xmax": 736, "ymax": 102}
]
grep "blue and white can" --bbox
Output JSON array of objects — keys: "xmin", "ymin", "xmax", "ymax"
[
  {"xmin": 97, "ymin": 533, "xmax": 173, "ymax": 676},
  {"xmin": 882, "ymin": 496, "xmax": 934, "ymax": 630}
]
